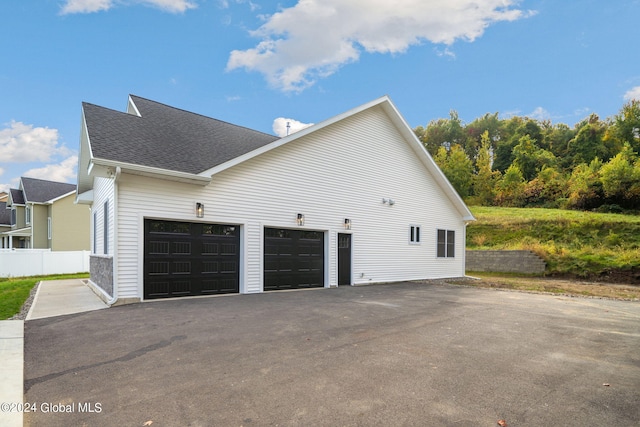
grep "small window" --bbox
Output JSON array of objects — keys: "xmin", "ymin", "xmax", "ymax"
[
  {"xmin": 47, "ymin": 217, "xmax": 52, "ymax": 240},
  {"xmin": 93, "ymin": 211, "xmax": 97, "ymax": 254},
  {"xmin": 103, "ymin": 201, "xmax": 109, "ymax": 255},
  {"xmin": 410, "ymin": 225, "xmax": 421, "ymax": 244},
  {"xmin": 437, "ymin": 229, "xmax": 455, "ymax": 258},
  {"xmin": 11, "ymin": 208, "xmax": 16, "ymax": 226},
  {"xmin": 26, "ymin": 206, "xmax": 31, "ymax": 225}
]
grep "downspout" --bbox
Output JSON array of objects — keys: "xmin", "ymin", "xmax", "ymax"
[{"xmin": 106, "ymin": 166, "xmax": 121, "ymax": 305}]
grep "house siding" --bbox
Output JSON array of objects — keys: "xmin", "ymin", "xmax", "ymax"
[
  {"xmin": 90, "ymin": 177, "xmax": 115, "ymax": 296},
  {"xmin": 50, "ymin": 194, "xmax": 91, "ymax": 251},
  {"xmin": 113, "ymin": 105, "xmax": 467, "ymax": 300},
  {"xmin": 31, "ymin": 204, "xmax": 48, "ymax": 248}
]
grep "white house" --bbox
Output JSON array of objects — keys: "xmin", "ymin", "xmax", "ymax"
[{"xmin": 76, "ymin": 95, "xmax": 475, "ymax": 305}]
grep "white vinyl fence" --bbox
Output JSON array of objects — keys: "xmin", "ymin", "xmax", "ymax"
[{"xmin": 0, "ymin": 249, "xmax": 90, "ymax": 278}]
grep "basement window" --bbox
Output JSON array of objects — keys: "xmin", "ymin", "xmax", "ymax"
[{"xmin": 437, "ymin": 229, "xmax": 455, "ymax": 258}]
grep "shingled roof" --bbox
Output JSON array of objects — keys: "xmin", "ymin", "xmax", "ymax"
[
  {"xmin": 21, "ymin": 177, "xmax": 76, "ymax": 203},
  {"xmin": 82, "ymin": 95, "xmax": 280, "ymax": 175},
  {"xmin": 9, "ymin": 188, "xmax": 25, "ymax": 205},
  {"xmin": 0, "ymin": 202, "xmax": 10, "ymax": 226}
]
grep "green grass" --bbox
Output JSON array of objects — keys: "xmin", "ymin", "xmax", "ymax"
[
  {"xmin": 0, "ymin": 273, "xmax": 89, "ymax": 320},
  {"xmin": 467, "ymin": 206, "xmax": 640, "ymax": 279}
]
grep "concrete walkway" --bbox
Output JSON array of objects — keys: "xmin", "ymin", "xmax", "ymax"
[
  {"xmin": 26, "ymin": 279, "xmax": 110, "ymax": 320},
  {"xmin": 0, "ymin": 321, "xmax": 23, "ymax": 427},
  {"xmin": 0, "ymin": 279, "xmax": 109, "ymax": 427}
]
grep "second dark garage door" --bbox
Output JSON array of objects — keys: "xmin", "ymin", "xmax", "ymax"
[
  {"xmin": 144, "ymin": 219, "xmax": 240, "ymax": 299},
  {"xmin": 264, "ymin": 228, "xmax": 324, "ymax": 290}
]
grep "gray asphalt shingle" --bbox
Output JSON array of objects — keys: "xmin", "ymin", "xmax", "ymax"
[
  {"xmin": 9, "ymin": 188, "xmax": 25, "ymax": 205},
  {"xmin": 21, "ymin": 177, "xmax": 76, "ymax": 203},
  {"xmin": 83, "ymin": 95, "xmax": 280, "ymax": 174},
  {"xmin": 0, "ymin": 202, "xmax": 10, "ymax": 225}
]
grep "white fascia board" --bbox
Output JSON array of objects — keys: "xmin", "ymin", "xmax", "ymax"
[
  {"xmin": 76, "ymin": 189, "xmax": 94, "ymax": 205},
  {"xmin": 199, "ymin": 95, "xmax": 393, "ymax": 177},
  {"xmin": 4, "ymin": 227, "xmax": 32, "ymax": 236},
  {"xmin": 46, "ymin": 191, "xmax": 76, "ymax": 204},
  {"xmin": 77, "ymin": 109, "xmax": 95, "ymax": 195},
  {"xmin": 127, "ymin": 95, "xmax": 142, "ymax": 117},
  {"xmin": 378, "ymin": 100, "xmax": 476, "ymax": 222},
  {"xmin": 91, "ymin": 158, "xmax": 211, "ymax": 186}
]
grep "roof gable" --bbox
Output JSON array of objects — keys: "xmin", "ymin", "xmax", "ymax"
[
  {"xmin": 21, "ymin": 177, "xmax": 76, "ymax": 203},
  {"xmin": 201, "ymin": 96, "xmax": 475, "ymax": 221},
  {"xmin": 82, "ymin": 95, "xmax": 279, "ymax": 175}
]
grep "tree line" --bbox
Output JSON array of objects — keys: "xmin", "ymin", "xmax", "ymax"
[{"xmin": 414, "ymin": 100, "xmax": 640, "ymax": 212}]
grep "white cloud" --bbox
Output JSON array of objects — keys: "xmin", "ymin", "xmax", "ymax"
[
  {"xmin": 60, "ymin": 0, "xmax": 197, "ymax": 14},
  {"xmin": 60, "ymin": 0, "xmax": 113, "ymax": 14},
  {"xmin": 0, "ymin": 121, "xmax": 62, "ymax": 163},
  {"xmin": 227, "ymin": 0, "xmax": 535, "ymax": 92},
  {"xmin": 528, "ymin": 107, "xmax": 551, "ymax": 121},
  {"xmin": 623, "ymin": 86, "xmax": 640, "ymax": 101},
  {"xmin": 273, "ymin": 117, "xmax": 314, "ymax": 137},
  {"xmin": 23, "ymin": 156, "xmax": 79, "ymax": 184}
]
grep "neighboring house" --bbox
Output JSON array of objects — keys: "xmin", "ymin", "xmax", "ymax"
[
  {"xmin": 76, "ymin": 94, "xmax": 475, "ymax": 305},
  {"xmin": 1, "ymin": 177, "xmax": 91, "ymax": 250},
  {"xmin": 0, "ymin": 201, "xmax": 10, "ymax": 238}
]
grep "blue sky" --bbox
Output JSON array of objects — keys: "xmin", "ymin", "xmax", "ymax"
[{"xmin": 1, "ymin": 0, "xmax": 639, "ymax": 193}]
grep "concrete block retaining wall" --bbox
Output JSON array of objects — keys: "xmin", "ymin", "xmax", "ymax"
[{"xmin": 466, "ymin": 250, "xmax": 546, "ymax": 274}]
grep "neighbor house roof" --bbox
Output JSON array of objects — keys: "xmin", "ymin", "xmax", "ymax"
[
  {"xmin": 0, "ymin": 202, "xmax": 10, "ymax": 226},
  {"xmin": 82, "ymin": 95, "xmax": 280, "ymax": 176},
  {"xmin": 9, "ymin": 188, "xmax": 25, "ymax": 205},
  {"xmin": 21, "ymin": 177, "xmax": 76, "ymax": 203}
]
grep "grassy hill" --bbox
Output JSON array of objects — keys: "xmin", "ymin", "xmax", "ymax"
[{"xmin": 466, "ymin": 206, "xmax": 640, "ymax": 283}]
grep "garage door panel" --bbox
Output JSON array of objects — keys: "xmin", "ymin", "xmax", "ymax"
[
  {"xmin": 264, "ymin": 228, "xmax": 324, "ymax": 291},
  {"xmin": 144, "ymin": 220, "xmax": 240, "ymax": 299}
]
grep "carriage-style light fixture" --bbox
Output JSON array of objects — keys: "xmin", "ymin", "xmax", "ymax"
[
  {"xmin": 344, "ymin": 218, "xmax": 352, "ymax": 230},
  {"xmin": 296, "ymin": 213, "xmax": 305, "ymax": 226},
  {"xmin": 196, "ymin": 202, "xmax": 205, "ymax": 218}
]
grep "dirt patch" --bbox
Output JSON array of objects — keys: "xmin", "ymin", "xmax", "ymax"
[
  {"xmin": 447, "ymin": 274, "xmax": 640, "ymax": 301},
  {"xmin": 547, "ymin": 268, "xmax": 640, "ymax": 285}
]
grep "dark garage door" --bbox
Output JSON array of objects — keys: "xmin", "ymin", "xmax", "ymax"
[
  {"xmin": 264, "ymin": 228, "xmax": 324, "ymax": 291},
  {"xmin": 144, "ymin": 219, "xmax": 240, "ymax": 299}
]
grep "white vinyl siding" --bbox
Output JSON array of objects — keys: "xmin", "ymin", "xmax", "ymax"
[
  {"xmin": 92, "ymin": 177, "xmax": 115, "ymax": 256},
  {"xmin": 112, "ymin": 105, "xmax": 467, "ymax": 299}
]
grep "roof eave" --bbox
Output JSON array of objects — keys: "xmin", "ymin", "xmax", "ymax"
[{"xmin": 90, "ymin": 158, "xmax": 212, "ymax": 186}]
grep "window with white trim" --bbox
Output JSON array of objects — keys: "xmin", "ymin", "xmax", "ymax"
[
  {"xmin": 26, "ymin": 206, "xmax": 31, "ymax": 225},
  {"xmin": 47, "ymin": 217, "xmax": 52, "ymax": 240},
  {"xmin": 409, "ymin": 225, "xmax": 421, "ymax": 244},
  {"xmin": 437, "ymin": 229, "xmax": 455, "ymax": 258}
]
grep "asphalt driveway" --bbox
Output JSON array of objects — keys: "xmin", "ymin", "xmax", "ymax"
[{"xmin": 24, "ymin": 282, "xmax": 640, "ymax": 426}]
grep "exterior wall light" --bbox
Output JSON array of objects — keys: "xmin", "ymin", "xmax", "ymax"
[
  {"xmin": 382, "ymin": 198, "xmax": 395, "ymax": 206},
  {"xmin": 297, "ymin": 213, "xmax": 305, "ymax": 226},
  {"xmin": 196, "ymin": 202, "xmax": 204, "ymax": 218},
  {"xmin": 344, "ymin": 218, "xmax": 352, "ymax": 230}
]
